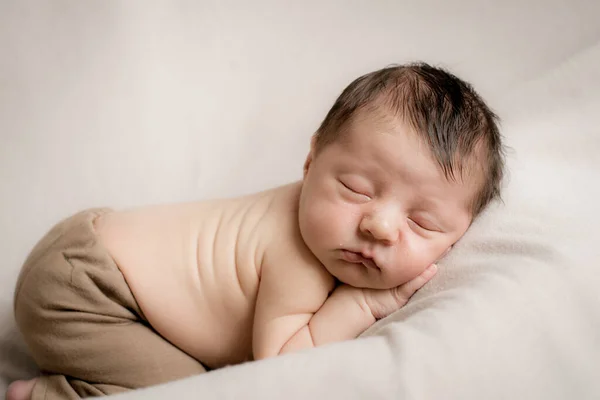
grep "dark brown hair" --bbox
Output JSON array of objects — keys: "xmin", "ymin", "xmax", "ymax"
[{"xmin": 314, "ymin": 62, "xmax": 505, "ymax": 216}]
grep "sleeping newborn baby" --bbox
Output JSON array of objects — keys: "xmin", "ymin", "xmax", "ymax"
[{"xmin": 8, "ymin": 62, "xmax": 504, "ymax": 400}]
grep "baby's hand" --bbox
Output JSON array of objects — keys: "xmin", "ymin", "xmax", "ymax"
[{"xmin": 363, "ymin": 264, "xmax": 438, "ymax": 320}]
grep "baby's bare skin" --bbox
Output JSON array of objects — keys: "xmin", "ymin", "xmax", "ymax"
[
  {"xmin": 7, "ymin": 63, "xmax": 503, "ymax": 400},
  {"xmin": 94, "ymin": 183, "xmax": 312, "ymax": 369},
  {"xmin": 7, "ymin": 164, "xmax": 439, "ymax": 400},
  {"xmin": 8, "ymin": 112, "xmax": 477, "ymax": 400},
  {"xmin": 93, "ymin": 111, "xmax": 477, "ymax": 370},
  {"xmin": 91, "ymin": 111, "xmax": 474, "ymax": 371}
]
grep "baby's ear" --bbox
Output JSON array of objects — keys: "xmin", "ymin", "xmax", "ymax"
[{"xmin": 303, "ymin": 136, "xmax": 317, "ymax": 179}]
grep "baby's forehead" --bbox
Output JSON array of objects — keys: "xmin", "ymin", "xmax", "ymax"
[
  {"xmin": 366, "ymin": 107, "xmax": 486, "ymax": 177},
  {"xmin": 338, "ymin": 121, "xmax": 483, "ymax": 196}
]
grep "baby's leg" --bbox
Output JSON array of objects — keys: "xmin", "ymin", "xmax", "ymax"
[{"xmin": 13, "ymin": 209, "xmax": 206, "ymax": 399}]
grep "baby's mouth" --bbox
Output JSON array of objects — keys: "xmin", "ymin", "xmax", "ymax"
[{"xmin": 340, "ymin": 250, "xmax": 380, "ymax": 270}]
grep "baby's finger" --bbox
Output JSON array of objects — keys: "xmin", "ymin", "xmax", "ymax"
[{"xmin": 395, "ymin": 264, "xmax": 438, "ymax": 302}]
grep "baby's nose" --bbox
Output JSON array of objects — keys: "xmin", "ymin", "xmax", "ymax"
[{"xmin": 359, "ymin": 212, "xmax": 400, "ymax": 244}]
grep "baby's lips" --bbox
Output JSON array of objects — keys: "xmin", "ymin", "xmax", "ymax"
[
  {"xmin": 340, "ymin": 250, "xmax": 363, "ymax": 263},
  {"xmin": 340, "ymin": 250, "xmax": 381, "ymax": 270},
  {"xmin": 361, "ymin": 257, "xmax": 380, "ymax": 270}
]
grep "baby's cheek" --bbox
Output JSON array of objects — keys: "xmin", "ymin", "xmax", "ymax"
[
  {"xmin": 317, "ymin": 206, "xmax": 346, "ymax": 236},
  {"xmin": 303, "ymin": 202, "xmax": 339, "ymax": 240},
  {"xmin": 396, "ymin": 245, "xmax": 433, "ymax": 282},
  {"xmin": 391, "ymin": 264, "xmax": 428, "ymax": 287}
]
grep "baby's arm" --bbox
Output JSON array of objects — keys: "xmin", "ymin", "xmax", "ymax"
[
  {"xmin": 253, "ymin": 250, "xmax": 437, "ymax": 359},
  {"xmin": 280, "ymin": 266, "xmax": 436, "ymax": 355}
]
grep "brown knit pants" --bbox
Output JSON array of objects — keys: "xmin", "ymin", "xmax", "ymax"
[{"xmin": 13, "ymin": 209, "xmax": 206, "ymax": 399}]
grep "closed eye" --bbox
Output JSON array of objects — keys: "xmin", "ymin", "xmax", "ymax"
[
  {"xmin": 408, "ymin": 218, "xmax": 439, "ymax": 233},
  {"xmin": 339, "ymin": 180, "xmax": 371, "ymax": 199}
]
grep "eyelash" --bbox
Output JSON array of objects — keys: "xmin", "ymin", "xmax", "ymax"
[
  {"xmin": 408, "ymin": 218, "xmax": 437, "ymax": 232},
  {"xmin": 340, "ymin": 180, "xmax": 370, "ymax": 198}
]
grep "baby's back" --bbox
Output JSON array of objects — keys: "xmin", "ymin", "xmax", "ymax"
[{"xmin": 94, "ymin": 186, "xmax": 288, "ymax": 368}]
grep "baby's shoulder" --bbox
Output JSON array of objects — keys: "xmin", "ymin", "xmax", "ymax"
[{"xmin": 259, "ymin": 183, "xmax": 335, "ymax": 294}]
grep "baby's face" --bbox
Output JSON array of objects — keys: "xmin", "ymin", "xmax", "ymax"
[{"xmin": 298, "ymin": 111, "xmax": 478, "ymax": 289}]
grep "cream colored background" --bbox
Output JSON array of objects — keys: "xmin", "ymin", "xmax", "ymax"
[
  {"xmin": 2, "ymin": 0, "xmax": 599, "ymax": 288},
  {"xmin": 2, "ymin": 1, "xmax": 600, "ymax": 399}
]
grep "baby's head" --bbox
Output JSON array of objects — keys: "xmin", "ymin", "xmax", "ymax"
[{"xmin": 298, "ymin": 62, "xmax": 504, "ymax": 289}]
